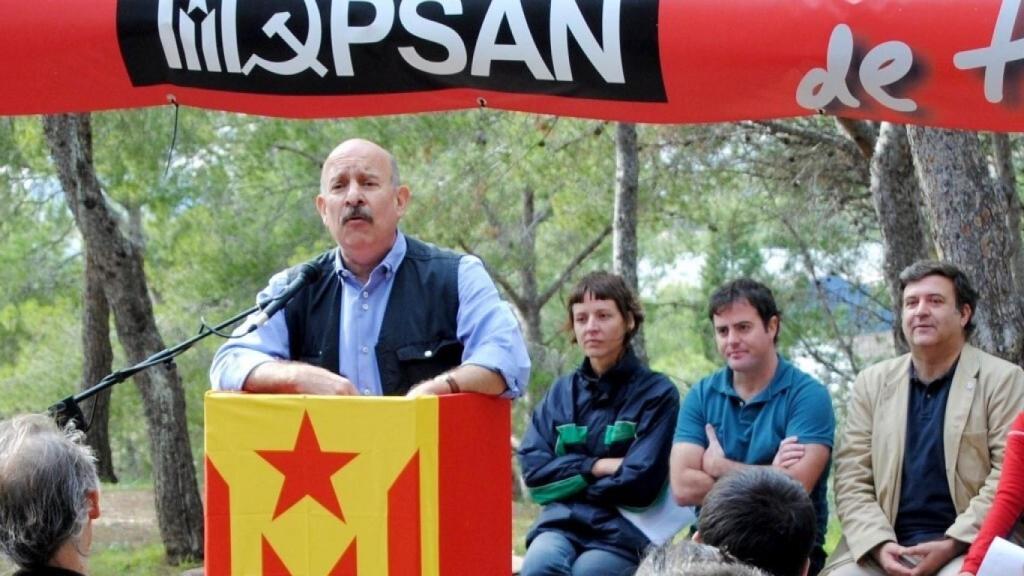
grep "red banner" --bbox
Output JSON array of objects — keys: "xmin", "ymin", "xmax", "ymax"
[{"xmin": 4, "ymin": 0, "xmax": 1024, "ymax": 130}]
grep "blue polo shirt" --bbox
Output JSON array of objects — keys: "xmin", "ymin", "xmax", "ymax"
[{"xmin": 675, "ymin": 356, "xmax": 835, "ymax": 551}]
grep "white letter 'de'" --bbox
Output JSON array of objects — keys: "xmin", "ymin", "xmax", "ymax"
[
  {"xmin": 860, "ymin": 41, "xmax": 917, "ymax": 112},
  {"xmin": 796, "ymin": 24, "xmax": 860, "ymax": 110}
]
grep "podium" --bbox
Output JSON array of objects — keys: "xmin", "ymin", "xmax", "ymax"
[{"xmin": 204, "ymin": 392, "xmax": 511, "ymax": 575}]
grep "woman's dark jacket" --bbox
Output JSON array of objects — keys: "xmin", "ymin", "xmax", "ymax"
[{"xmin": 518, "ymin": 349, "xmax": 680, "ymax": 561}]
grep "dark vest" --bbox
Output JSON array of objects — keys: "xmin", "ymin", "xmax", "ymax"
[{"xmin": 284, "ymin": 237, "xmax": 463, "ymax": 395}]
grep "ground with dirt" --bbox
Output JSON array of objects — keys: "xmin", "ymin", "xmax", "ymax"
[
  {"xmin": 0, "ymin": 488, "xmax": 535, "ymax": 575},
  {"xmin": 93, "ymin": 488, "xmax": 161, "ymax": 549}
]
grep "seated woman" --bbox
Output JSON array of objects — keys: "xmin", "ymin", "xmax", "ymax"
[
  {"xmin": 960, "ymin": 411, "xmax": 1024, "ymax": 576},
  {"xmin": 518, "ymin": 271, "xmax": 680, "ymax": 576},
  {"xmin": 0, "ymin": 413, "xmax": 101, "ymax": 576}
]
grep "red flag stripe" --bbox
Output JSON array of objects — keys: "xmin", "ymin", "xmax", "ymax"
[
  {"xmin": 329, "ymin": 539, "xmax": 358, "ymax": 576},
  {"xmin": 387, "ymin": 451, "xmax": 421, "ymax": 576},
  {"xmin": 205, "ymin": 457, "xmax": 232, "ymax": 575},
  {"xmin": 261, "ymin": 535, "xmax": 293, "ymax": 576},
  {"xmin": 439, "ymin": 396, "xmax": 511, "ymax": 575}
]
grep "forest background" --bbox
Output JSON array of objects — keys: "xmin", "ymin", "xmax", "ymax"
[{"xmin": 1, "ymin": 110, "xmax": 1020, "ymax": 572}]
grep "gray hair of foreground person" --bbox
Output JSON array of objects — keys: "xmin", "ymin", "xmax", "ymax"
[
  {"xmin": 635, "ymin": 540, "xmax": 769, "ymax": 576},
  {"xmin": 0, "ymin": 413, "xmax": 99, "ymax": 569},
  {"xmin": 697, "ymin": 468, "xmax": 816, "ymax": 576}
]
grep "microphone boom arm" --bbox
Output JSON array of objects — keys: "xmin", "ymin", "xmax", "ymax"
[{"xmin": 48, "ymin": 303, "xmax": 260, "ymax": 430}]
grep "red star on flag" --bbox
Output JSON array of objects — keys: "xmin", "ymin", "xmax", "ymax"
[{"xmin": 257, "ymin": 411, "xmax": 358, "ymax": 522}]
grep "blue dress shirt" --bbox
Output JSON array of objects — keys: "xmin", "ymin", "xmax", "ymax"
[{"xmin": 210, "ymin": 233, "xmax": 530, "ymax": 397}]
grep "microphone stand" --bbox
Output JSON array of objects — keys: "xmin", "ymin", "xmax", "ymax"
[{"xmin": 48, "ymin": 304, "xmax": 260, "ymax": 431}]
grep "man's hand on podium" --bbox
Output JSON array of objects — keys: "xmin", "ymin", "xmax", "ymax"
[
  {"xmin": 243, "ymin": 361, "xmax": 359, "ymax": 395},
  {"xmin": 406, "ymin": 373, "xmax": 452, "ymax": 397}
]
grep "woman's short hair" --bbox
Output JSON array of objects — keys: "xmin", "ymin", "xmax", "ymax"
[
  {"xmin": 564, "ymin": 271, "xmax": 645, "ymax": 346},
  {"xmin": 0, "ymin": 413, "xmax": 98, "ymax": 569}
]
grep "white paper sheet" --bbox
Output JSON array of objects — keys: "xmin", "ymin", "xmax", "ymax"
[
  {"xmin": 978, "ymin": 536, "xmax": 1024, "ymax": 576},
  {"xmin": 618, "ymin": 491, "xmax": 696, "ymax": 545}
]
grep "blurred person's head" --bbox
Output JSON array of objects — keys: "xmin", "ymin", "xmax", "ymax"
[
  {"xmin": 635, "ymin": 540, "xmax": 769, "ymax": 576},
  {"xmin": 696, "ymin": 468, "xmax": 815, "ymax": 576},
  {"xmin": 0, "ymin": 413, "xmax": 100, "ymax": 574}
]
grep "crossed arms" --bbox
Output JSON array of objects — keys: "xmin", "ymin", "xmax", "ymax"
[{"xmin": 670, "ymin": 426, "xmax": 831, "ymax": 506}]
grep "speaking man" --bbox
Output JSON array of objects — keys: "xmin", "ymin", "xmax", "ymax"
[{"xmin": 210, "ymin": 138, "xmax": 530, "ymax": 398}]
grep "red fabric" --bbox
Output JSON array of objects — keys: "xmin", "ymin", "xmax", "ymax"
[
  {"xmin": 256, "ymin": 411, "xmax": 359, "ymax": 521},
  {"xmin": 204, "ymin": 457, "xmax": 231, "ymax": 575},
  {"xmin": 328, "ymin": 540, "xmax": 358, "ymax": 576},
  {"xmin": 962, "ymin": 411, "xmax": 1024, "ymax": 574},
  {"xmin": 387, "ymin": 453, "xmax": 421, "ymax": 575},
  {"xmin": 261, "ymin": 536, "xmax": 293, "ymax": 576},
  {"xmin": 3, "ymin": 0, "xmax": 1024, "ymax": 131},
  {"xmin": 439, "ymin": 395, "xmax": 511, "ymax": 575}
]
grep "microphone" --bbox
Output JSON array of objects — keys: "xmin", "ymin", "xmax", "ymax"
[{"xmin": 242, "ymin": 262, "xmax": 322, "ymax": 333}]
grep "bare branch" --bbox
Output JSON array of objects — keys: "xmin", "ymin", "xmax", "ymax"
[
  {"xmin": 748, "ymin": 120, "xmax": 863, "ymax": 161},
  {"xmin": 270, "ymin": 144, "xmax": 321, "ymax": 167},
  {"xmin": 457, "ymin": 239, "xmax": 528, "ymax": 313},
  {"xmin": 834, "ymin": 118, "xmax": 879, "ymax": 160},
  {"xmin": 794, "ymin": 332, "xmax": 856, "ymax": 381},
  {"xmin": 537, "ymin": 224, "xmax": 612, "ymax": 308},
  {"xmin": 771, "ymin": 196, "xmax": 862, "ymax": 374}
]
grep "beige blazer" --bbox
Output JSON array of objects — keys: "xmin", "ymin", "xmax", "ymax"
[{"xmin": 823, "ymin": 344, "xmax": 1024, "ymax": 574}]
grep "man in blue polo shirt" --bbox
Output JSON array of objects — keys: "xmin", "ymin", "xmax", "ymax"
[{"xmin": 671, "ymin": 278, "xmax": 835, "ymax": 576}]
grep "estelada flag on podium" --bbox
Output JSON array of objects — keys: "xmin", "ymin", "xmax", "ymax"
[{"xmin": 204, "ymin": 392, "xmax": 511, "ymax": 575}]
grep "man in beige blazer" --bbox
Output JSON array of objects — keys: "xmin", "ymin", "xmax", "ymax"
[{"xmin": 823, "ymin": 261, "xmax": 1024, "ymax": 576}]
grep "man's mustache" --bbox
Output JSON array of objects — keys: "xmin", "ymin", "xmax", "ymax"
[{"xmin": 342, "ymin": 206, "xmax": 373, "ymax": 224}]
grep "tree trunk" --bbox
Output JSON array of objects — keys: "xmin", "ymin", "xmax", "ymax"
[
  {"xmin": 907, "ymin": 126, "xmax": 1024, "ymax": 364},
  {"xmin": 612, "ymin": 123, "xmax": 647, "ymax": 363},
  {"xmin": 518, "ymin": 186, "xmax": 544, "ymax": 346},
  {"xmin": 42, "ymin": 113, "xmax": 204, "ymax": 563},
  {"xmin": 869, "ymin": 123, "xmax": 931, "ymax": 355},
  {"xmin": 81, "ymin": 252, "xmax": 117, "ymax": 482},
  {"xmin": 992, "ymin": 133, "xmax": 1024, "ymax": 286}
]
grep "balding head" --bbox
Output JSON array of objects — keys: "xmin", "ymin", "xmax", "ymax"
[
  {"xmin": 316, "ymin": 138, "xmax": 410, "ymax": 278},
  {"xmin": 320, "ymin": 139, "xmax": 401, "ymax": 194}
]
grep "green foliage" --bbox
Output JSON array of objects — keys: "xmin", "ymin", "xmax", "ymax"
[
  {"xmin": 644, "ymin": 282, "xmax": 718, "ymax": 388},
  {"xmin": 0, "ymin": 109, "xmax": 904, "ymax": 496},
  {"xmin": 90, "ymin": 543, "xmax": 202, "ymax": 575},
  {"xmin": 0, "ymin": 296, "xmax": 82, "ymax": 419}
]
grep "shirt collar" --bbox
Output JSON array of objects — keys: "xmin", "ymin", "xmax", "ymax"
[
  {"xmin": 332, "ymin": 231, "xmax": 407, "ymax": 280},
  {"xmin": 910, "ymin": 357, "xmax": 960, "ymax": 391},
  {"xmin": 578, "ymin": 348, "xmax": 642, "ymax": 403},
  {"xmin": 713, "ymin": 354, "xmax": 793, "ymax": 402}
]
